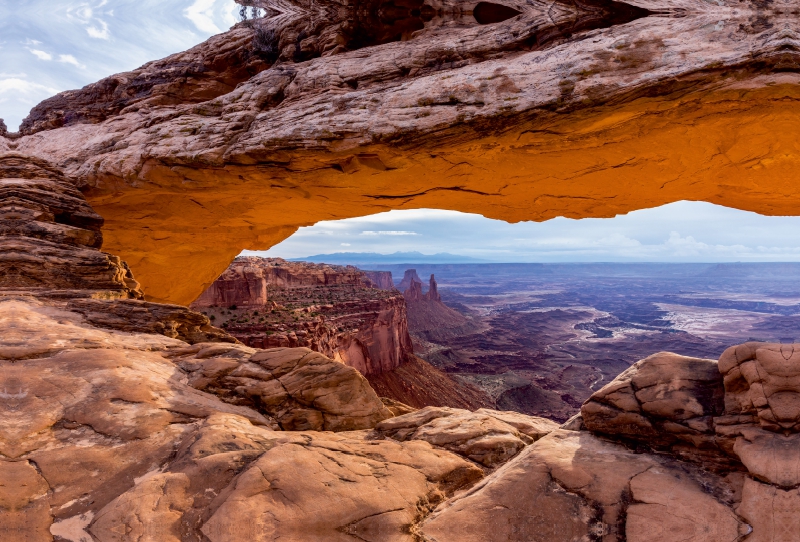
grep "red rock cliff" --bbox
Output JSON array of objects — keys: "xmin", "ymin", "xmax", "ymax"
[
  {"xmin": 361, "ymin": 270, "xmax": 394, "ymax": 290},
  {"xmin": 193, "ymin": 258, "xmax": 413, "ymax": 375},
  {"xmin": 192, "ymin": 257, "xmax": 369, "ymax": 308}
]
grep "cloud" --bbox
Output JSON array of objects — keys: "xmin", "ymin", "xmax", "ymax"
[
  {"xmin": 341, "ymin": 243, "xmax": 351, "ymax": 246},
  {"xmin": 0, "ymin": 78, "xmax": 59, "ymax": 95},
  {"xmin": 360, "ymin": 231, "xmax": 420, "ymax": 236},
  {"xmin": 184, "ymin": 0, "xmax": 226, "ymax": 34},
  {"xmin": 58, "ymin": 54, "xmax": 85, "ymax": 68},
  {"xmin": 28, "ymin": 49, "xmax": 52, "ymax": 60},
  {"xmin": 86, "ymin": 20, "xmax": 110, "ymax": 40},
  {"xmin": 246, "ymin": 203, "xmax": 800, "ymax": 262},
  {"xmin": 66, "ymin": 2, "xmax": 111, "ymax": 39}
]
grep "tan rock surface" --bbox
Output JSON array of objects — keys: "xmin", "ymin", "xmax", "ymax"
[
  {"xmin": 372, "ymin": 406, "xmax": 553, "ymax": 467},
  {"xmin": 0, "ymin": 154, "xmax": 497, "ymax": 540},
  {"xmin": 422, "ymin": 429, "xmax": 745, "ymax": 542},
  {"xmin": 475, "ymin": 407, "xmax": 560, "ymax": 440},
  {"xmin": 175, "ymin": 344, "xmax": 393, "ymax": 431}
]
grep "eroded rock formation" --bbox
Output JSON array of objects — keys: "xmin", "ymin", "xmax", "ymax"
[
  {"xmin": 4, "ymin": 0, "xmax": 800, "ymax": 535},
  {"xmin": 6, "ymin": 0, "xmax": 800, "ymax": 304},
  {"xmin": 422, "ymin": 346, "xmax": 800, "ymax": 540},
  {"xmin": 193, "ymin": 257, "xmax": 492, "ymax": 409},
  {"xmin": 193, "ymin": 257, "xmax": 414, "ymax": 375}
]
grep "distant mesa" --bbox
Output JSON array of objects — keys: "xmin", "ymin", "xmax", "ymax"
[
  {"xmin": 291, "ymin": 251, "xmax": 488, "ymax": 265},
  {"xmin": 398, "ymin": 269, "xmax": 424, "ymax": 292}
]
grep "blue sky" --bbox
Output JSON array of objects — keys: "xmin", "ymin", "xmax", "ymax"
[
  {"xmin": 245, "ymin": 202, "xmax": 800, "ymax": 262},
  {"xmin": 0, "ymin": 0, "xmax": 239, "ymax": 130}
]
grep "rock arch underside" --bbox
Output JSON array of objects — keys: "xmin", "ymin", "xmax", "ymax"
[{"xmin": 4, "ymin": 0, "xmax": 800, "ymax": 539}]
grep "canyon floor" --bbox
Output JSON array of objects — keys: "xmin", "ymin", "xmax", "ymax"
[{"xmin": 365, "ymin": 263, "xmax": 800, "ymax": 421}]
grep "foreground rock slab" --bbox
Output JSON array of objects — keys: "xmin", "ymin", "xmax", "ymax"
[
  {"xmin": 89, "ymin": 414, "xmax": 483, "ymax": 542},
  {"xmin": 423, "ymin": 429, "xmax": 745, "ymax": 542},
  {"xmin": 373, "ymin": 406, "xmax": 557, "ymax": 467}
]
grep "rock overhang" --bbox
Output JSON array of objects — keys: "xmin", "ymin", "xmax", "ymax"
[{"xmin": 5, "ymin": 0, "xmax": 800, "ymax": 303}]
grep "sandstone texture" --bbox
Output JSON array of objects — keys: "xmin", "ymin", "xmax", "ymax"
[
  {"xmin": 422, "ymin": 344, "xmax": 800, "ymax": 540},
  {"xmin": 4, "ymin": 0, "xmax": 800, "ymax": 536},
  {"xmin": 2, "ymin": 152, "xmax": 800, "ymax": 539},
  {"xmin": 193, "ymin": 257, "xmax": 414, "ymax": 375},
  {"xmin": 4, "ymin": 0, "xmax": 799, "ymax": 304},
  {"xmin": 404, "ymin": 272, "xmax": 481, "ymax": 342},
  {"xmin": 373, "ymin": 406, "xmax": 557, "ymax": 467}
]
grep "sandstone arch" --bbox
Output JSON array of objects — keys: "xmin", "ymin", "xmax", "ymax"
[{"xmin": 4, "ymin": 0, "xmax": 800, "ymax": 304}]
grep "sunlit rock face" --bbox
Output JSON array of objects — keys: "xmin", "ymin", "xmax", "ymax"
[
  {"xmin": 423, "ymin": 345, "xmax": 800, "ymax": 541},
  {"xmin": 3, "ymin": 0, "xmax": 800, "ymax": 303}
]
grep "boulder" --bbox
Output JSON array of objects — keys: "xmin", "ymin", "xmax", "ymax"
[
  {"xmin": 422, "ymin": 429, "xmax": 745, "ymax": 542},
  {"xmin": 175, "ymin": 345, "xmax": 393, "ymax": 431},
  {"xmin": 372, "ymin": 406, "xmax": 554, "ymax": 467}
]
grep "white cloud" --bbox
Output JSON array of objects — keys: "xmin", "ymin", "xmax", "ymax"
[
  {"xmin": 0, "ymin": 78, "xmax": 59, "ymax": 95},
  {"xmin": 58, "ymin": 54, "xmax": 85, "ymax": 68},
  {"xmin": 86, "ymin": 20, "xmax": 110, "ymax": 39},
  {"xmin": 66, "ymin": 2, "xmax": 111, "ymax": 39},
  {"xmin": 184, "ymin": 0, "xmax": 225, "ymax": 34},
  {"xmin": 246, "ymin": 203, "xmax": 800, "ymax": 262},
  {"xmin": 28, "ymin": 49, "xmax": 52, "ymax": 60},
  {"xmin": 360, "ymin": 231, "xmax": 420, "ymax": 236}
]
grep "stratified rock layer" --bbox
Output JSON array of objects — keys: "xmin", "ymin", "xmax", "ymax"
[
  {"xmin": 193, "ymin": 257, "xmax": 414, "ymax": 375},
  {"xmin": 8, "ymin": 0, "xmax": 800, "ymax": 304}
]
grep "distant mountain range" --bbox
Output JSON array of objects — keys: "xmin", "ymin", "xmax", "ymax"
[{"xmin": 291, "ymin": 251, "xmax": 488, "ymax": 265}]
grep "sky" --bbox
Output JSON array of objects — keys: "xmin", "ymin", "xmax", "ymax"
[
  {"xmin": 0, "ymin": 0, "xmax": 240, "ymax": 130},
  {"xmin": 244, "ymin": 201, "xmax": 800, "ymax": 263}
]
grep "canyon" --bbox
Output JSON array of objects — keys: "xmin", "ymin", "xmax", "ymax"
[
  {"xmin": 192, "ymin": 257, "xmax": 491, "ymax": 409},
  {"xmin": 2, "ymin": 0, "xmax": 800, "ymax": 538},
  {"xmin": 368, "ymin": 262, "xmax": 800, "ymax": 422}
]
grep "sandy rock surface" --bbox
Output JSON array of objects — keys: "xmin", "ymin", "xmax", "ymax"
[
  {"xmin": 373, "ymin": 406, "xmax": 556, "ymax": 467},
  {"xmin": 175, "ymin": 344, "xmax": 393, "ymax": 431}
]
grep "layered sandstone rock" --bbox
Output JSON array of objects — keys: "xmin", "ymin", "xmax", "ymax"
[
  {"xmin": 175, "ymin": 344, "xmax": 392, "ymax": 431},
  {"xmin": 7, "ymin": 0, "xmax": 800, "ymax": 304},
  {"xmin": 372, "ymin": 406, "xmax": 557, "ymax": 467},
  {"xmin": 193, "ymin": 257, "xmax": 493, "ymax": 409},
  {"xmin": 193, "ymin": 257, "xmax": 414, "ymax": 375},
  {"xmin": 404, "ymin": 272, "xmax": 481, "ymax": 342},
  {"xmin": 19, "ymin": 26, "xmax": 274, "ymax": 135},
  {"xmin": 192, "ymin": 256, "xmax": 370, "ymax": 308},
  {"xmin": 422, "ymin": 343, "xmax": 800, "ymax": 540},
  {"xmin": 362, "ymin": 269, "xmax": 394, "ymax": 290},
  {"xmin": 0, "ymin": 154, "xmax": 506, "ymax": 540}
]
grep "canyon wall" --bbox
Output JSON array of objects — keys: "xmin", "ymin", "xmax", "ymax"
[
  {"xmin": 192, "ymin": 256, "xmax": 368, "ymax": 308},
  {"xmin": 193, "ymin": 259, "xmax": 492, "ymax": 408},
  {"xmin": 193, "ymin": 257, "xmax": 414, "ymax": 375},
  {"xmin": 362, "ymin": 270, "xmax": 394, "ymax": 290}
]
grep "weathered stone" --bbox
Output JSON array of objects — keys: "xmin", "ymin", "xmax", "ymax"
[
  {"xmin": 10, "ymin": 1, "xmax": 800, "ymax": 304},
  {"xmin": 373, "ymin": 406, "xmax": 547, "ymax": 467},
  {"xmin": 422, "ymin": 429, "xmax": 744, "ymax": 542},
  {"xmin": 582, "ymin": 352, "xmax": 724, "ymax": 452},
  {"xmin": 177, "ymin": 345, "xmax": 393, "ymax": 431},
  {"xmin": 88, "ymin": 413, "xmax": 483, "ymax": 542}
]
